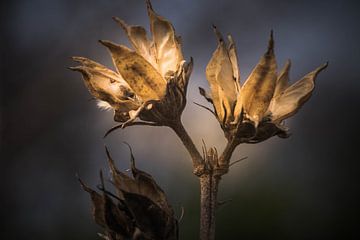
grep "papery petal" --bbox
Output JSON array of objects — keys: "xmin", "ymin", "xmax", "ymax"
[
  {"xmin": 205, "ymin": 26, "xmax": 238, "ymax": 124},
  {"xmin": 113, "ymin": 17, "xmax": 158, "ymax": 69},
  {"xmin": 269, "ymin": 63, "xmax": 328, "ymax": 123},
  {"xmin": 241, "ymin": 31, "xmax": 277, "ymax": 126},
  {"xmin": 100, "ymin": 40, "xmax": 167, "ymax": 101},
  {"xmin": 106, "ymin": 146, "xmax": 172, "ymax": 215},
  {"xmin": 70, "ymin": 57, "xmax": 138, "ymax": 109},
  {"xmin": 273, "ymin": 59, "xmax": 291, "ymax": 98},
  {"xmin": 228, "ymin": 35, "xmax": 243, "ymax": 123},
  {"xmin": 146, "ymin": 0, "xmax": 183, "ymax": 78}
]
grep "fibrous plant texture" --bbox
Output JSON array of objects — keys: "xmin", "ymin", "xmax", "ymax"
[{"xmin": 70, "ymin": 1, "xmax": 327, "ymax": 239}]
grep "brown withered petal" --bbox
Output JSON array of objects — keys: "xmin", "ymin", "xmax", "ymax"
[
  {"xmin": 273, "ymin": 59, "xmax": 291, "ymax": 98},
  {"xmin": 146, "ymin": 0, "xmax": 183, "ymax": 78},
  {"xmin": 69, "ymin": 58, "xmax": 140, "ymax": 118},
  {"xmin": 99, "ymin": 40, "xmax": 167, "ymax": 102},
  {"xmin": 112, "ymin": 17, "xmax": 158, "ymax": 69},
  {"xmin": 106, "ymin": 145, "xmax": 173, "ymax": 215},
  {"xmin": 106, "ymin": 145, "xmax": 178, "ymax": 239},
  {"xmin": 227, "ymin": 35, "xmax": 240, "ymax": 85},
  {"xmin": 205, "ymin": 26, "xmax": 238, "ymax": 124},
  {"xmin": 269, "ymin": 62, "xmax": 328, "ymax": 123},
  {"xmin": 78, "ymin": 176, "xmax": 134, "ymax": 239},
  {"xmin": 240, "ymin": 31, "xmax": 277, "ymax": 126},
  {"xmin": 228, "ymin": 34, "xmax": 243, "ymax": 122}
]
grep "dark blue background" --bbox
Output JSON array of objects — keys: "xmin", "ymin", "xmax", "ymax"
[{"xmin": 1, "ymin": 0, "xmax": 359, "ymax": 239}]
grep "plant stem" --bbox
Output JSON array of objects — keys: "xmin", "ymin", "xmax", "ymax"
[
  {"xmin": 170, "ymin": 121, "xmax": 238, "ymax": 240},
  {"xmin": 170, "ymin": 121, "xmax": 204, "ymax": 175},
  {"xmin": 199, "ymin": 173, "xmax": 220, "ymax": 240}
]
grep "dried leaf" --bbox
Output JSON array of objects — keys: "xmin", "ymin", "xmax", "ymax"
[
  {"xmin": 99, "ymin": 40, "xmax": 167, "ymax": 101},
  {"xmin": 146, "ymin": 0, "xmax": 183, "ymax": 78},
  {"xmin": 269, "ymin": 63, "xmax": 328, "ymax": 123},
  {"xmin": 240, "ymin": 31, "xmax": 277, "ymax": 126}
]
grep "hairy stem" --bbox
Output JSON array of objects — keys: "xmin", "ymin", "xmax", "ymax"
[{"xmin": 199, "ymin": 174, "xmax": 220, "ymax": 240}]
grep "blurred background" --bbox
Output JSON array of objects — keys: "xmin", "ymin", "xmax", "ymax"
[{"xmin": 1, "ymin": 0, "xmax": 359, "ymax": 239}]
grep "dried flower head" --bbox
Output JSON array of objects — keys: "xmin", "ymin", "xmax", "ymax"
[
  {"xmin": 200, "ymin": 26, "xmax": 327, "ymax": 143},
  {"xmin": 79, "ymin": 146, "xmax": 178, "ymax": 240},
  {"xmin": 70, "ymin": 0, "xmax": 192, "ymax": 129}
]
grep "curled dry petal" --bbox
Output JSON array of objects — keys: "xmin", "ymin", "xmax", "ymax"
[
  {"xmin": 106, "ymin": 145, "xmax": 173, "ymax": 216},
  {"xmin": 240, "ymin": 31, "xmax": 277, "ymax": 126},
  {"xmin": 205, "ymin": 26, "xmax": 238, "ymax": 124},
  {"xmin": 273, "ymin": 59, "xmax": 291, "ymax": 98},
  {"xmin": 146, "ymin": 0, "xmax": 183, "ymax": 78},
  {"xmin": 69, "ymin": 57, "xmax": 140, "ymax": 119},
  {"xmin": 100, "ymin": 40, "xmax": 167, "ymax": 101},
  {"xmin": 78, "ymin": 176, "xmax": 134, "ymax": 239},
  {"xmin": 112, "ymin": 17, "xmax": 158, "ymax": 69},
  {"xmin": 268, "ymin": 62, "xmax": 328, "ymax": 123},
  {"xmin": 228, "ymin": 34, "xmax": 243, "ymax": 121}
]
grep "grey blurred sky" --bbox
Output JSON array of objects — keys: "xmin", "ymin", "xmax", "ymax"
[{"xmin": 1, "ymin": 0, "xmax": 360, "ymax": 239}]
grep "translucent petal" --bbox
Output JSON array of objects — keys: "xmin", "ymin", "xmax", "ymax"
[
  {"xmin": 269, "ymin": 63, "xmax": 328, "ymax": 123},
  {"xmin": 273, "ymin": 59, "xmax": 291, "ymax": 98},
  {"xmin": 205, "ymin": 26, "xmax": 237, "ymax": 124},
  {"xmin": 146, "ymin": 0, "xmax": 183, "ymax": 78},
  {"xmin": 240, "ymin": 31, "xmax": 277, "ymax": 126},
  {"xmin": 100, "ymin": 40, "xmax": 167, "ymax": 101},
  {"xmin": 113, "ymin": 17, "xmax": 158, "ymax": 69},
  {"xmin": 70, "ymin": 57, "xmax": 137, "ymax": 108}
]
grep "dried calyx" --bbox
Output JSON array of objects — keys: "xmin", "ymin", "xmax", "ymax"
[
  {"xmin": 200, "ymin": 26, "xmax": 328, "ymax": 144},
  {"xmin": 78, "ymin": 146, "xmax": 178, "ymax": 240},
  {"xmin": 70, "ymin": 0, "xmax": 192, "ymax": 131}
]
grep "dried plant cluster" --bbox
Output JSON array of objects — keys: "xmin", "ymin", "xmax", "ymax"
[
  {"xmin": 70, "ymin": 1, "xmax": 327, "ymax": 239},
  {"xmin": 78, "ymin": 146, "xmax": 178, "ymax": 240}
]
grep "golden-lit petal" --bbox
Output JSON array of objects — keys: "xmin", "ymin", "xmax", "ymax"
[
  {"xmin": 269, "ymin": 63, "xmax": 328, "ymax": 123},
  {"xmin": 99, "ymin": 40, "xmax": 167, "ymax": 101},
  {"xmin": 273, "ymin": 59, "xmax": 291, "ymax": 98},
  {"xmin": 112, "ymin": 17, "xmax": 157, "ymax": 69},
  {"xmin": 240, "ymin": 31, "xmax": 277, "ymax": 125},
  {"xmin": 146, "ymin": 0, "xmax": 183, "ymax": 78},
  {"xmin": 227, "ymin": 35, "xmax": 240, "ymax": 86},
  {"xmin": 205, "ymin": 26, "xmax": 238, "ymax": 124},
  {"xmin": 70, "ymin": 57, "xmax": 135, "ymax": 105}
]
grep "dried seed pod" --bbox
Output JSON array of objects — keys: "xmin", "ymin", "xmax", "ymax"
[{"xmin": 200, "ymin": 28, "xmax": 327, "ymax": 143}]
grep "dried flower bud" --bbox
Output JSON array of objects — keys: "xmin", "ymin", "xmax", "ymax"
[
  {"xmin": 70, "ymin": 0, "xmax": 192, "ymax": 129},
  {"xmin": 79, "ymin": 145, "xmax": 178, "ymax": 240},
  {"xmin": 200, "ymin": 26, "xmax": 328, "ymax": 143}
]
